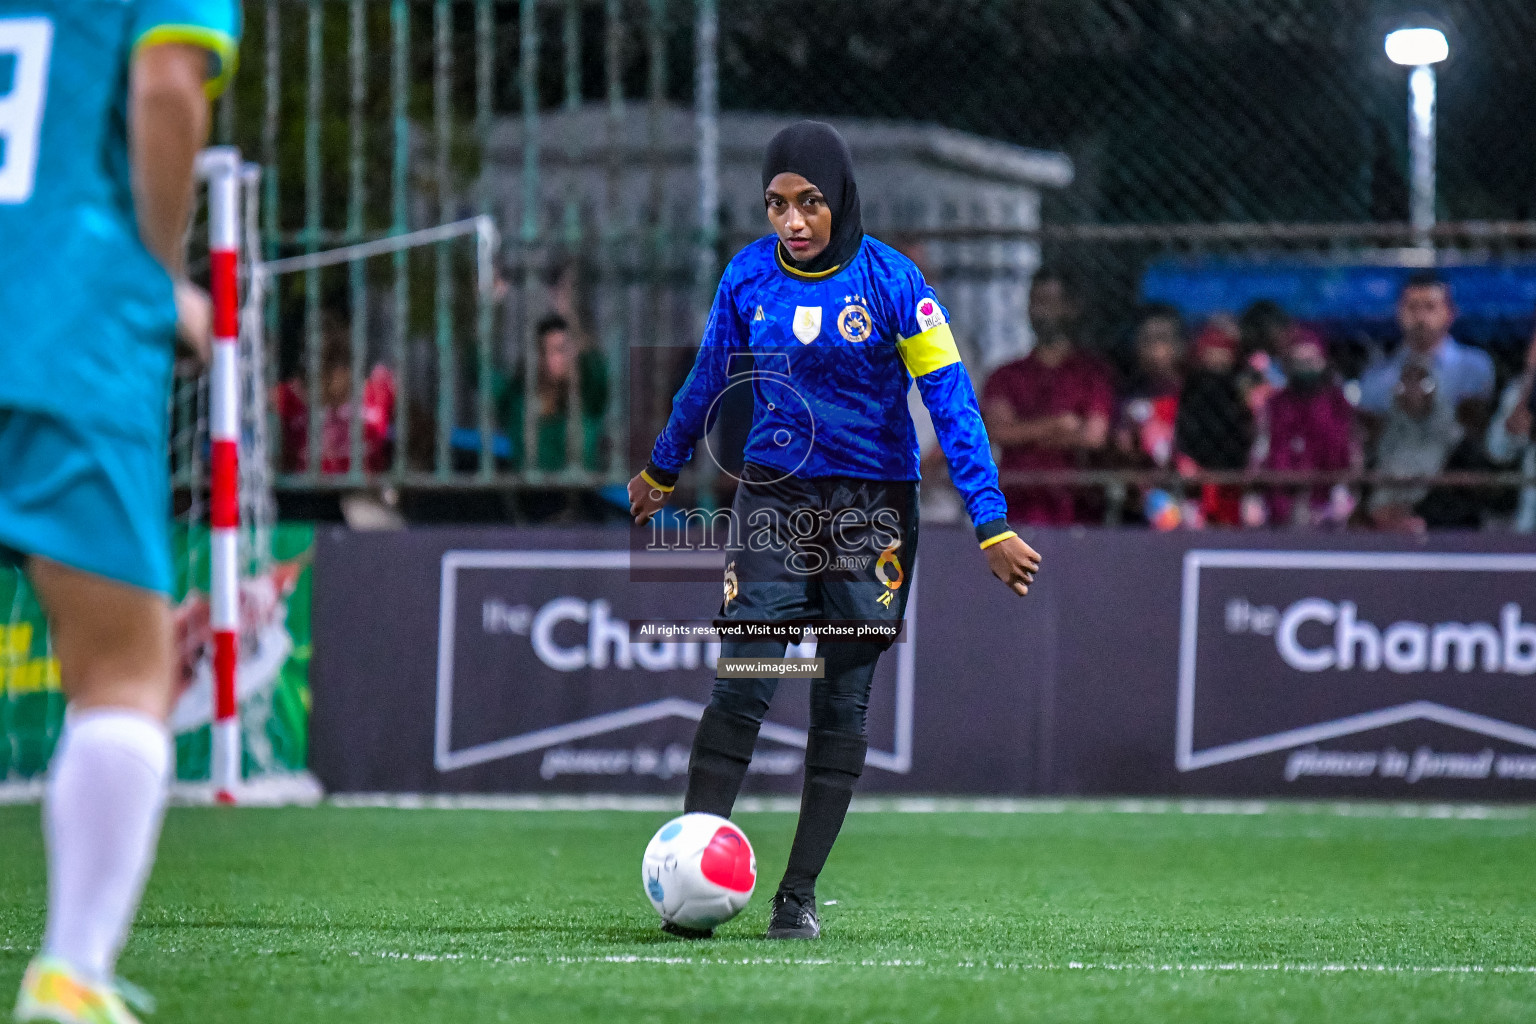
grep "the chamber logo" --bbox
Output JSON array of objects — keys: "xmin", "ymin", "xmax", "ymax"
[
  {"xmin": 435, "ymin": 550, "xmax": 919, "ymax": 775},
  {"xmin": 1249, "ymin": 598, "xmax": 1536, "ymax": 675},
  {"xmin": 1176, "ymin": 551, "xmax": 1536, "ymax": 775}
]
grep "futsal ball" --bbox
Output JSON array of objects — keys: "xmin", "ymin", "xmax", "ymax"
[{"xmin": 641, "ymin": 813, "xmax": 756, "ymax": 930}]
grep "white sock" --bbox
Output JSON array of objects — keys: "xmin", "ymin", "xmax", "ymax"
[{"xmin": 41, "ymin": 708, "xmax": 171, "ymax": 983}]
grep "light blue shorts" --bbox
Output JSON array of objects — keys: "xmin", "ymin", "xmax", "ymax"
[{"xmin": 0, "ymin": 409, "xmax": 172, "ymax": 595}]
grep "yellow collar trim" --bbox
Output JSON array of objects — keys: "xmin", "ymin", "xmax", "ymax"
[{"xmin": 775, "ymin": 245, "xmax": 843, "ymax": 280}]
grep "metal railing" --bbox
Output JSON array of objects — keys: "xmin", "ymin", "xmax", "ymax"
[{"xmin": 995, "ymin": 468, "xmax": 1536, "ymax": 533}]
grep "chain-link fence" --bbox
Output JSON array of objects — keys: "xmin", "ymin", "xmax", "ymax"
[
  {"xmin": 208, "ymin": 0, "xmax": 1536, "ymax": 530},
  {"xmin": 718, "ymin": 0, "xmax": 1536, "ymax": 224}
]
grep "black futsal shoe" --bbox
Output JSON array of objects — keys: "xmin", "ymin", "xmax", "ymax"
[
  {"xmin": 765, "ymin": 891, "xmax": 821, "ymax": 940},
  {"xmin": 660, "ymin": 920, "xmax": 714, "ymax": 940}
]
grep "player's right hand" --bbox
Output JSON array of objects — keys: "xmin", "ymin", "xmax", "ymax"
[
  {"xmin": 627, "ymin": 472, "xmax": 672, "ymax": 526},
  {"xmin": 984, "ymin": 535, "xmax": 1041, "ymax": 597},
  {"xmin": 174, "ymin": 278, "xmax": 213, "ymax": 368}
]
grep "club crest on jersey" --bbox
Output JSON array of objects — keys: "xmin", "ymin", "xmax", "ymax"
[
  {"xmin": 837, "ymin": 295, "xmax": 873, "ymax": 343},
  {"xmin": 753, "ymin": 305, "xmax": 765, "ymax": 321},
  {"xmin": 915, "ymin": 297, "xmax": 946, "ymax": 333},
  {"xmin": 723, "ymin": 560, "xmax": 739, "ymax": 606},
  {"xmin": 792, "ymin": 306, "xmax": 822, "ymax": 344}
]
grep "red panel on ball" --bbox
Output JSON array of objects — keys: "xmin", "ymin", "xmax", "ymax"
[{"xmin": 699, "ymin": 826, "xmax": 755, "ymax": 892}]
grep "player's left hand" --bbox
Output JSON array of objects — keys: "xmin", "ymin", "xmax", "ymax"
[
  {"xmin": 985, "ymin": 535, "xmax": 1041, "ymax": 597},
  {"xmin": 174, "ymin": 278, "xmax": 213, "ymax": 368},
  {"xmin": 627, "ymin": 472, "xmax": 672, "ymax": 526},
  {"xmin": 171, "ymin": 592, "xmax": 210, "ymax": 703}
]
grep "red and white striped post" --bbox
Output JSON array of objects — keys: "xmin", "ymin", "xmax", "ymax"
[{"xmin": 203, "ymin": 147, "xmax": 242, "ymax": 804}]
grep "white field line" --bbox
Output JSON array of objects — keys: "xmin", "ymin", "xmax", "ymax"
[
  {"xmin": 339, "ymin": 950, "xmax": 1536, "ymax": 975},
  {"xmin": 0, "ymin": 776, "xmax": 322, "ymax": 807},
  {"xmin": 0, "ymin": 782, "xmax": 44, "ymax": 805},
  {"xmin": 7, "ymin": 942, "xmax": 1530, "ymax": 978},
  {"xmin": 6, "ymin": 785, "xmax": 1532, "ymax": 820},
  {"xmin": 325, "ymin": 792, "xmax": 1536, "ymax": 821}
]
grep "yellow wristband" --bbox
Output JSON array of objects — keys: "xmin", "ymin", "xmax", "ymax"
[
  {"xmin": 639, "ymin": 469, "xmax": 675, "ymax": 493},
  {"xmin": 978, "ymin": 530, "xmax": 1017, "ymax": 551}
]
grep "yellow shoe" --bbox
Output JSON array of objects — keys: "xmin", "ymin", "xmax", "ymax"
[{"xmin": 13, "ymin": 957, "xmax": 151, "ymax": 1024}]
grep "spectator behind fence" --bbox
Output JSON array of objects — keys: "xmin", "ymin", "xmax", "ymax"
[
  {"xmin": 982, "ymin": 268, "xmax": 1115, "ymax": 525},
  {"xmin": 273, "ymin": 314, "xmax": 396, "ymax": 475},
  {"xmin": 1368, "ymin": 359, "xmax": 1463, "ymax": 534},
  {"xmin": 1359, "ymin": 272, "xmax": 1495, "ymax": 432},
  {"xmin": 1486, "ymin": 323, "xmax": 1536, "ymax": 531},
  {"xmin": 1174, "ymin": 322, "xmax": 1254, "ymax": 526},
  {"xmin": 495, "ymin": 313, "xmax": 610, "ymax": 475},
  {"xmin": 1114, "ymin": 305, "xmax": 1184, "ymax": 526},
  {"xmin": 1121, "ymin": 302, "xmax": 1184, "ymax": 400},
  {"xmin": 1261, "ymin": 329, "xmax": 1357, "ymax": 527},
  {"xmin": 1238, "ymin": 298, "xmax": 1291, "ymax": 390}
]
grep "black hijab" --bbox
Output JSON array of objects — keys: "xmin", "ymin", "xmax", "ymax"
[{"xmin": 761, "ymin": 121, "xmax": 864, "ymax": 275}]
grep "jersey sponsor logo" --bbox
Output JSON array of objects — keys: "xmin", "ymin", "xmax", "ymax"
[
  {"xmin": 837, "ymin": 298, "xmax": 873, "ymax": 343},
  {"xmin": 753, "ymin": 305, "xmax": 765, "ymax": 321},
  {"xmin": 792, "ymin": 305, "xmax": 822, "ymax": 344},
  {"xmin": 915, "ymin": 297, "xmax": 946, "ymax": 333}
]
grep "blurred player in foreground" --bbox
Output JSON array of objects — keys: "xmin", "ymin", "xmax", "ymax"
[
  {"xmin": 629, "ymin": 121, "xmax": 1040, "ymax": 940},
  {"xmin": 0, "ymin": 1, "xmax": 239, "ymax": 1020}
]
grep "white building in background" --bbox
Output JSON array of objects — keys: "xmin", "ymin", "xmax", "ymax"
[{"xmin": 479, "ymin": 106, "xmax": 1073, "ymax": 372}]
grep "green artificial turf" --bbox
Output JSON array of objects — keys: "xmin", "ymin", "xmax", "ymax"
[{"xmin": 2, "ymin": 802, "xmax": 1535, "ymax": 1023}]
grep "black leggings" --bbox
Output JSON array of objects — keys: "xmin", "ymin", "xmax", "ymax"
[
  {"xmin": 707, "ymin": 638, "xmax": 885, "ymax": 736},
  {"xmin": 688, "ymin": 638, "xmax": 881, "ymax": 899}
]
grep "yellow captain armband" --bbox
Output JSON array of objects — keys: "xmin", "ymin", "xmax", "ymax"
[
  {"xmin": 978, "ymin": 530, "xmax": 1018, "ymax": 551},
  {"xmin": 639, "ymin": 469, "xmax": 675, "ymax": 493},
  {"xmin": 896, "ymin": 323, "xmax": 962, "ymax": 377}
]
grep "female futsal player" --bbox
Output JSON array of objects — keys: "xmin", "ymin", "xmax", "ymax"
[{"xmin": 628, "ymin": 121, "xmax": 1039, "ymax": 940}]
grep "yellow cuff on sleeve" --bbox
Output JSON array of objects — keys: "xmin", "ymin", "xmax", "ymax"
[
  {"xmin": 134, "ymin": 25, "xmax": 240, "ymax": 99},
  {"xmin": 639, "ymin": 469, "xmax": 675, "ymax": 493},
  {"xmin": 897, "ymin": 323, "xmax": 963, "ymax": 377},
  {"xmin": 978, "ymin": 530, "xmax": 1018, "ymax": 551}
]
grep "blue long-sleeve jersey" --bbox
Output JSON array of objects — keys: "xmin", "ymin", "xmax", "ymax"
[{"xmin": 648, "ymin": 236, "xmax": 1013, "ymax": 544}]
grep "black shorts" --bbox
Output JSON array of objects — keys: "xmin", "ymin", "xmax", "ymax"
[{"xmin": 715, "ymin": 462, "xmax": 918, "ymax": 647}]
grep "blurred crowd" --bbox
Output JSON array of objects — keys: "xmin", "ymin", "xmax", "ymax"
[
  {"xmin": 977, "ymin": 269, "xmax": 1536, "ymax": 533},
  {"xmin": 270, "ymin": 268, "xmax": 614, "ymax": 524},
  {"xmin": 271, "ymin": 266, "xmax": 1536, "ymax": 533}
]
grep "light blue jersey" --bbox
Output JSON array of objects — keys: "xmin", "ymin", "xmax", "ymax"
[
  {"xmin": 0, "ymin": 0, "xmax": 239, "ymax": 442},
  {"xmin": 0, "ymin": 0, "xmax": 237, "ymax": 593}
]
